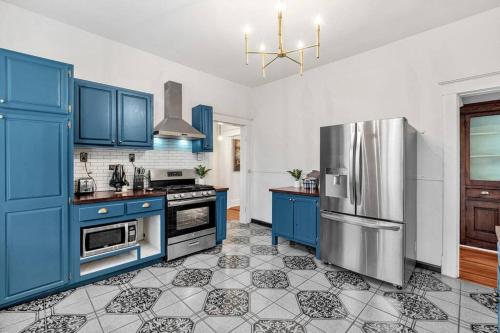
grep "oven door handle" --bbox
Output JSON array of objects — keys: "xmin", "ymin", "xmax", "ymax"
[{"xmin": 168, "ymin": 197, "xmax": 216, "ymax": 207}]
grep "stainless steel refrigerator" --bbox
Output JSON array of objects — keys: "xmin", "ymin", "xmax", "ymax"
[{"xmin": 320, "ymin": 117, "xmax": 417, "ymax": 287}]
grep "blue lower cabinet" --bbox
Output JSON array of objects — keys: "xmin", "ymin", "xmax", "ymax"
[
  {"xmin": 272, "ymin": 193, "xmax": 294, "ymax": 239},
  {"xmin": 216, "ymin": 191, "xmax": 228, "ymax": 243},
  {"xmin": 272, "ymin": 192, "xmax": 319, "ymax": 256},
  {"xmin": 72, "ymin": 197, "xmax": 165, "ymax": 284},
  {"xmin": 0, "ymin": 112, "xmax": 71, "ymax": 307}
]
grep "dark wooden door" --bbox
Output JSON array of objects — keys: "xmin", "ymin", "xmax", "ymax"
[{"xmin": 460, "ymin": 100, "xmax": 500, "ymax": 250}]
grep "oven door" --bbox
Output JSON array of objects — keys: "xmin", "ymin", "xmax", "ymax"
[{"xmin": 167, "ymin": 197, "xmax": 216, "ymax": 239}]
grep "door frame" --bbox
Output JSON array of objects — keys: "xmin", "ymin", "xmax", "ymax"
[
  {"xmin": 441, "ymin": 71, "xmax": 500, "ymax": 277},
  {"xmin": 211, "ymin": 112, "xmax": 252, "ymax": 223}
]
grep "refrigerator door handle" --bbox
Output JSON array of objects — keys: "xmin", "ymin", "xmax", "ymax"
[
  {"xmin": 355, "ymin": 125, "xmax": 362, "ymax": 205},
  {"xmin": 321, "ymin": 211, "xmax": 401, "ymax": 231},
  {"xmin": 349, "ymin": 125, "xmax": 356, "ymax": 205}
]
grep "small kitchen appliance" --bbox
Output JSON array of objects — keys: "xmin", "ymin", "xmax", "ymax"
[
  {"xmin": 109, "ymin": 164, "xmax": 129, "ymax": 192},
  {"xmin": 320, "ymin": 117, "xmax": 417, "ymax": 287},
  {"xmin": 81, "ymin": 220, "xmax": 137, "ymax": 258},
  {"xmin": 77, "ymin": 177, "xmax": 95, "ymax": 194},
  {"xmin": 149, "ymin": 169, "xmax": 216, "ymax": 260},
  {"xmin": 133, "ymin": 166, "xmax": 146, "ymax": 190}
]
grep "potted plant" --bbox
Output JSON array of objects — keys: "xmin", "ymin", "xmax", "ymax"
[
  {"xmin": 287, "ymin": 169, "xmax": 303, "ymax": 188},
  {"xmin": 194, "ymin": 165, "xmax": 211, "ymax": 185}
]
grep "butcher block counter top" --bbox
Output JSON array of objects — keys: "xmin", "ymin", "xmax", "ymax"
[
  {"xmin": 269, "ymin": 186, "xmax": 319, "ymax": 197},
  {"xmin": 214, "ymin": 186, "xmax": 229, "ymax": 192},
  {"xmin": 74, "ymin": 190, "xmax": 166, "ymax": 205}
]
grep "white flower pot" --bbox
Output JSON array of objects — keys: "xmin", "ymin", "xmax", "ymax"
[
  {"xmin": 198, "ymin": 178, "xmax": 206, "ymax": 185},
  {"xmin": 294, "ymin": 180, "xmax": 301, "ymax": 188}
]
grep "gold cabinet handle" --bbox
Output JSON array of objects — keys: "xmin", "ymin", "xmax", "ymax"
[
  {"xmin": 98, "ymin": 208, "xmax": 108, "ymax": 214},
  {"xmin": 480, "ymin": 191, "xmax": 490, "ymax": 196},
  {"xmin": 142, "ymin": 202, "xmax": 151, "ymax": 208}
]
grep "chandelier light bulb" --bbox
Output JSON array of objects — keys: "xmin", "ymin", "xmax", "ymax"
[
  {"xmin": 276, "ymin": 1, "xmax": 285, "ymax": 14},
  {"xmin": 314, "ymin": 16, "xmax": 322, "ymax": 26},
  {"xmin": 243, "ymin": 25, "xmax": 251, "ymax": 35},
  {"xmin": 259, "ymin": 43, "xmax": 266, "ymax": 51},
  {"xmin": 297, "ymin": 40, "xmax": 304, "ymax": 49}
]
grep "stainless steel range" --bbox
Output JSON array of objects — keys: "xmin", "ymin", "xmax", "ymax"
[{"xmin": 149, "ymin": 169, "xmax": 216, "ymax": 259}]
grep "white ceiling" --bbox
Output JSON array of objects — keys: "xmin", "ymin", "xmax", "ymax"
[{"xmin": 5, "ymin": 0, "xmax": 500, "ymax": 86}]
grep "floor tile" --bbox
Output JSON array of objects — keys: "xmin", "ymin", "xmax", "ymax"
[{"xmin": 2, "ymin": 221, "xmax": 484, "ymax": 333}]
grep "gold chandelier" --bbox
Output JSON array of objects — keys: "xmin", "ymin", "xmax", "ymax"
[{"xmin": 244, "ymin": 3, "xmax": 321, "ymax": 77}]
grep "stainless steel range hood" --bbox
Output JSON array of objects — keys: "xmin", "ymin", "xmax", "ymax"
[{"xmin": 153, "ymin": 81, "xmax": 206, "ymax": 140}]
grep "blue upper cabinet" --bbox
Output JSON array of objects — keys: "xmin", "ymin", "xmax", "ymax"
[
  {"xmin": 192, "ymin": 105, "xmax": 213, "ymax": 153},
  {"xmin": 74, "ymin": 79, "xmax": 153, "ymax": 148},
  {"xmin": 0, "ymin": 48, "xmax": 71, "ymax": 115},
  {"xmin": 74, "ymin": 80, "xmax": 116, "ymax": 145},
  {"xmin": 0, "ymin": 112, "xmax": 69, "ymax": 304},
  {"xmin": 117, "ymin": 89, "xmax": 153, "ymax": 147}
]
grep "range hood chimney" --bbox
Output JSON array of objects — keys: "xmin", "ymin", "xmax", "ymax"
[{"xmin": 153, "ymin": 81, "xmax": 206, "ymax": 140}]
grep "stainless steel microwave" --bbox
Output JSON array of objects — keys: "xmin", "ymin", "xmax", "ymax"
[{"xmin": 81, "ymin": 220, "xmax": 137, "ymax": 258}]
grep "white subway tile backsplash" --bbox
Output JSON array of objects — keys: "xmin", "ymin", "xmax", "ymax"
[{"xmin": 74, "ymin": 138, "xmax": 206, "ymax": 192}]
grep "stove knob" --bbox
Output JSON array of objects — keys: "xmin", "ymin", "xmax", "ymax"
[
  {"xmin": 202, "ymin": 191, "xmax": 208, "ymax": 196},
  {"xmin": 180, "ymin": 193, "xmax": 185, "ymax": 198},
  {"xmin": 174, "ymin": 194, "xmax": 180, "ymax": 199}
]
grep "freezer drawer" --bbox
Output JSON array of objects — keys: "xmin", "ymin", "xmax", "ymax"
[{"xmin": 320, "ymin": 211, "xmax": 405, "ymax": 286}]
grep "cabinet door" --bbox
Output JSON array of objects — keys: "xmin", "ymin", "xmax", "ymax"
[
  {"xmin": 272, "ymin": 194, "xmax": 294, "ymax": 239},
  {"xmin": 192, "ymin": 105, "xmax": 213, "ymax": 153},
  {"xmin": 293, "ymin": 196, "xmax": 318, "ymax": 246},
  {"xmin": 464, "ymin": 199, "xmax": 500, "ymax": 250},
  {"xmin": 203, "ymin": 106, "xmax": 213, "ymax": 151},
  {"xmin": 74, "ymin": 80, "xmax": 116, "ymax": 145},
  {"xmin": 0, "ymin": 49, "xmax": 71, "ymax": 114},
  {"xmin": 117, "ymin": 90, "xmax": 152, "ymax": 147},
  {"xmin": 216, "ymin": 191, "xmax": 228, "ymax": 242},
  {"xmin": 0, "ymin": 113, "xmax": 69, "ymax": 303}
]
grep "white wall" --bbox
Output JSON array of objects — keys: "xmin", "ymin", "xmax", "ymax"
[
  {"xmin": 249, "ymin": 7, "xmax": 500, "ymax": 267},
  {"xmin": 0, "ymin": 1, "xmax": 250, "ymax": 132},
  {"xmin": 208, "ymin": 124, "xmax": 241, "ymax": 208}
]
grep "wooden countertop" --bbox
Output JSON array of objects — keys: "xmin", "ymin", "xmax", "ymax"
[
  {"xmin": 214, "ymin": 186, "xmax": 229, "ymax": 192},
  {"xmin": 74, "ymin": 190, "xmax": 166, "ymax": 205},
  {"xmin": 269, "ymin": 186, "xmax": 319, "ymax": 197}
]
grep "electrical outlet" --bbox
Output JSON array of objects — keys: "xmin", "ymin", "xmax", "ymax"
[
  {"xmin": 129, "ymin": 154, "xmax": 135, "ymax": 163},
  {"xmin": 80, "ymin": 152, "xmax": 88, "ymax": 163}
]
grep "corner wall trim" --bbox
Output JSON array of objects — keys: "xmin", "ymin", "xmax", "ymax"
[
  {"xmin": 251, "ymin": 219, "xmax": 271, "ymax": 228},
  {"xmin": 415, "ymin": 261, "xmax": 441, "ymax": 273}
]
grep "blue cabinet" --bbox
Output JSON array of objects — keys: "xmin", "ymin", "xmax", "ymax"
[
  {"xmin": 216, "ymin": 191, "xmax": 228, "ymax": 243},
  {"xmin": 0, "ymin": 49, "xmax": 72, "ymax": 308},
  {"xmin": 74, "ymin": 80, "xmax": 116, "ymax": 145},
  {"xmin": 272, "ymin": 192, "xmax": 319, "ymax": 256},
  {"xmin": 272, "ymin": 194, "xmax": 294, "ymax": 239},
  {"xmin": 74, "ymin": 79, "xmax": 153, "ymax": 148},
  {"xmin": 71, "ymin": 197, "xmax": 165, "ymax": 284},
  {"xmin": 0, "ymin": 113, "xmax": 70, "ymax": 306},
  {"xmin": 0, "ymin": 48, "xmax": 71, "ymax": 115},
  {"xmin": 117, "ymin": 89, "xmax": 152, "ymax": 147},
  {"xmin": 192, "ymin": 105, "xmax": 213, "ymax": 153}
]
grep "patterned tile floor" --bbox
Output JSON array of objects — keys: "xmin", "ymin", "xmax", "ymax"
[{"xmin": 1, "ymin": 220, "xmax": 498, "ymax": 333}]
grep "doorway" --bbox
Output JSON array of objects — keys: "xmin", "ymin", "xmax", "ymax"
[
  {"xmin": 459, "ymin": 99, "xmax": 500, "ymax": 287},
  {"xmin": 209, "ymin": 122, "xmax": 243, "ymax": 222}
]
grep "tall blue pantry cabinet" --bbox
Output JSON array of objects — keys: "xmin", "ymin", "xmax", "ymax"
[{"xmin": 0, "ymin": 49, "xmax": 73, "ymax": 307}]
